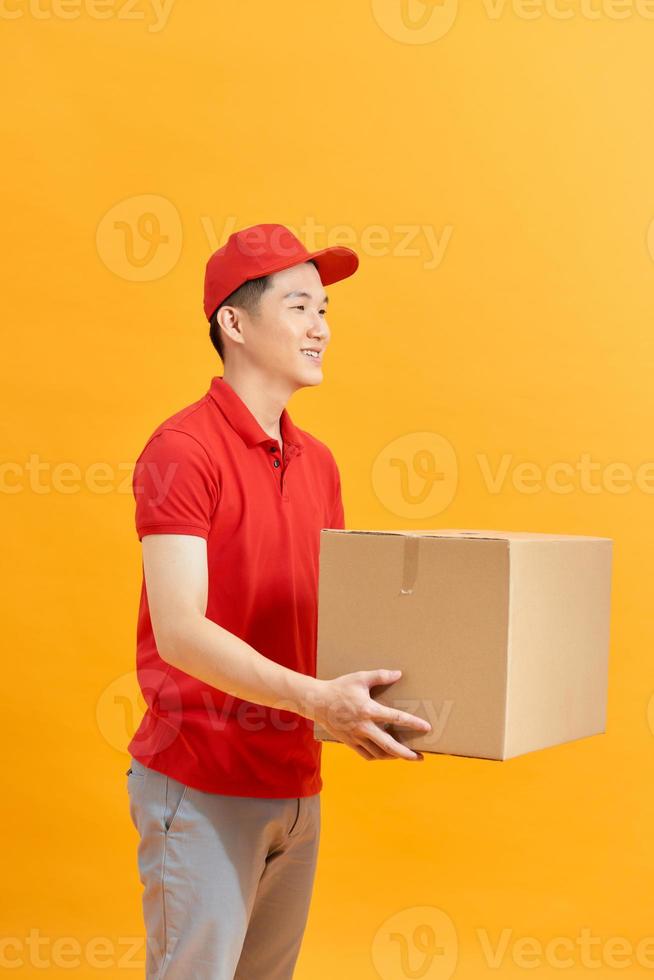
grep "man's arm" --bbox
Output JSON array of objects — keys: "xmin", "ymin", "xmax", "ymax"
[
  {"xmin": 142, "ymin": 533, "xmax": 432, "ymax": 761},
  {"xmin": 142, "ymin": 532, "xmax": 319, "ymax": 715}
]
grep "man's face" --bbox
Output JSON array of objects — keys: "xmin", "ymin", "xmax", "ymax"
[{"xmin": 239, "ymin": 261, "xmax": 331, "ymax": 388}]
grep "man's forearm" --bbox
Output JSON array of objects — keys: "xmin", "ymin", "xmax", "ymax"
[{"xmin": 158, "ymin": 612, "xmax": 326, "ymax": 721}]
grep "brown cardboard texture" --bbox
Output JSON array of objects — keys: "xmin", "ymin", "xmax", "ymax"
[{"xmin": 313, "ymin": 529, "xmax": 613, "ymax": 760}]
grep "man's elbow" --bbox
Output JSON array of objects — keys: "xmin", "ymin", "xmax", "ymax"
[{"xmin": 151, "ymin": 611, "xmax": 201, "ymax": 667}]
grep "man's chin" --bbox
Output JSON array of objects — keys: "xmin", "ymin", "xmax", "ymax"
[{"xmin": 294, "ymin": 364, "xmax": 324, "ymax": 387}]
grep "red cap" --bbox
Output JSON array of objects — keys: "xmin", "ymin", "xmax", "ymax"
[{"xmin": 203, "ymin": 223, "xmax": 359, "ymax": 321}]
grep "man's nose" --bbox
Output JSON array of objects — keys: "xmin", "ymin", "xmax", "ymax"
[{"xmin": 309, "ymin": 314, "xmax": 328, "ymax": 336}]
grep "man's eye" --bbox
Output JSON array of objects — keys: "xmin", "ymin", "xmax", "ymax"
[{"xmin": 291, "ymin": 304, "xmax": 326, "ymax": 315}]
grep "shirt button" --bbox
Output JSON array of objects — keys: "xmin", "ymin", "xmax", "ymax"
[
  {"xmin": 273, "ymin": 459, "xmax": 280, "ymax": 467},
  {"xmin": 269, "ymin": 445, "xmax": 277, "ymax": 453}
]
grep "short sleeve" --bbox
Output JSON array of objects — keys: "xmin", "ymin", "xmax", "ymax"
[{"xmin": 132, "ymin": 428, "xmax": 219, "ymax": 541}]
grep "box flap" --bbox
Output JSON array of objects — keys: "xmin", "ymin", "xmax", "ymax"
[{"xmin": 321, "ymin": 528, "xmax": 613, "ymax": 543}]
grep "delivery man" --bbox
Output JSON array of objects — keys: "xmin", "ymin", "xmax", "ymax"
[{"xmin": 125, "ymin": 222, "xmax": 432, "ymax": 979}]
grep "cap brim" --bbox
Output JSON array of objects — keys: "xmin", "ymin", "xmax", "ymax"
[{"xmin": 305, "ymin": 245, "xmax": 359, "ymax": 287}]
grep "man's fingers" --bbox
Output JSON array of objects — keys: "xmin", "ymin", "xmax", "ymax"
[
  {"xmin": 359, "ymin": 737, "xmax": 395, "ymax": 760},
  {"xmin": 350, "ymin": 742, "xmax": 376, "ymax": 761},
  {"xmin": 360, "ymin": 737, "xmax": 404, "ymax": 760},
  {"xmin": 372, "ymin": 706, "xmax": 432, "ymax": 733},
  {"xmin": 362, "ymin": 723, "xmax": 423, "ymax": 761},
  {"xmin": 361, "ymin": 668, "xmax": 402, "ymax": 688}
]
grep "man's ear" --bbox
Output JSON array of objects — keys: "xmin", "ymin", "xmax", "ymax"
[{"xmin": 216, "ymin": 306, "xmax": 245, "ymax": 347}]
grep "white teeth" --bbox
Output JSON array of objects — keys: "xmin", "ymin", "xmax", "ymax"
[{"xmin": 302, "ymin": 350, "xmax": 320, "ymax": 358}]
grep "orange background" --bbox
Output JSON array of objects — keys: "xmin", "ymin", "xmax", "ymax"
[{"xmin": 4, "ymin": 1, "xmax": 654, "ymax": 977}]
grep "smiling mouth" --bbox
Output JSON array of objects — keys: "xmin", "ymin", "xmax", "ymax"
[{"xmin": 300, "ymin": 350, "xmax": 323, "ymax": 362}]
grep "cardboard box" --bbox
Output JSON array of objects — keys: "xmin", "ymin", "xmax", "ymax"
[{"xmin": 313, "ymin": 529, "xmax": 613, "ymax": 760}]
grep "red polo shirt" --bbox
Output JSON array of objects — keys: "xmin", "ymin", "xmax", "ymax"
[{"xmin": 127, "ymin": 375, "xmax": 345, "ymax": 797}]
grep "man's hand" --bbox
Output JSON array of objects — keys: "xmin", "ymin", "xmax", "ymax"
[{"xmin": 309, "ymin": 668, "xmax": 432, "ymax": 762}]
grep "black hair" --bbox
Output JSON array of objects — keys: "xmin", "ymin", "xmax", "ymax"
[{"xmin": 208, "ymin": 259, "xmax": 318, "ymax": 363}]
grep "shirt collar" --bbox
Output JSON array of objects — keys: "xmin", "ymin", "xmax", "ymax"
[{"xmin": 207, "ymin": 376, "xmax": 305, "ymax": 456}]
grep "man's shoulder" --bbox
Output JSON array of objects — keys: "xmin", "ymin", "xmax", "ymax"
[{"xmin": 136, "ymin": 392, "xmax": 219, "ymax": 463}]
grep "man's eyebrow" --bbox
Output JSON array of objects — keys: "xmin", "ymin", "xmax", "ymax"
[{"xmin": 282, "ymin": 290, "xmax": 329, "ymax": 305}]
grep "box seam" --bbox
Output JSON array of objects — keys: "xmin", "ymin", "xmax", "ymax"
[{"xmin": 501, "ymin": 540, "xmax": 513, "ymax": 760}]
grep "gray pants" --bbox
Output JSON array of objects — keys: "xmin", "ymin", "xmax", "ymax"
[{"xmin": 126, "ymin": 757, "xmax": 321, "ymax": 979}]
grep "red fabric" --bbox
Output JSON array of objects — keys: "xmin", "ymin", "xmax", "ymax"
[{"xmin": 128, "ymin": 376, "xmax": 345, "ymax": 797}]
